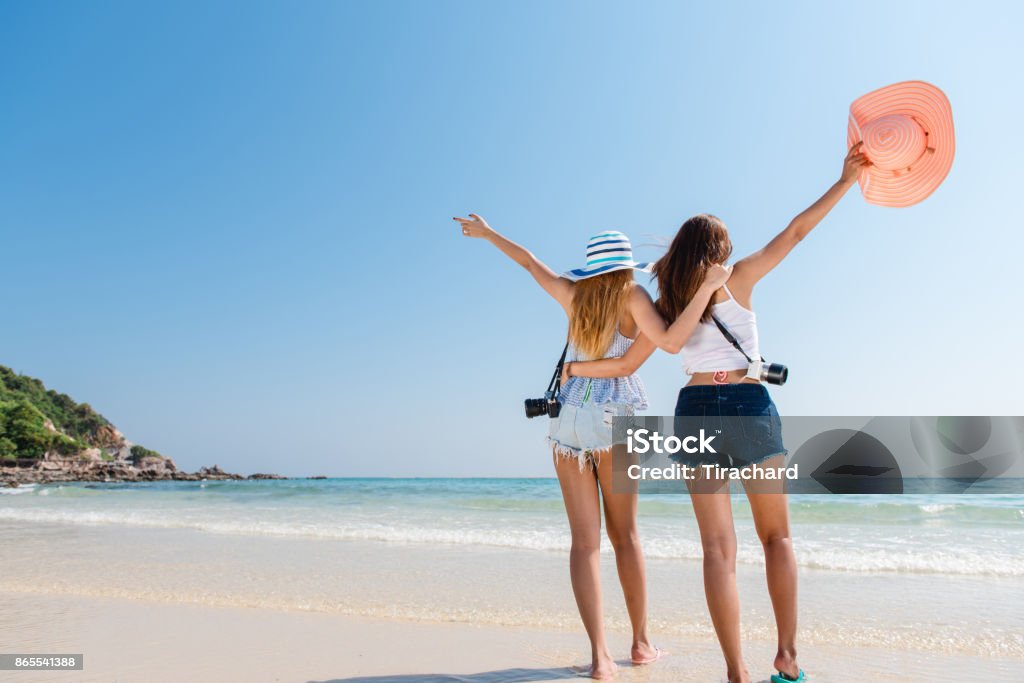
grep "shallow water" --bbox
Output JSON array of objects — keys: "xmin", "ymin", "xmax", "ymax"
[
  {"xmin": 2, "ymin": 478, "xmax": 1022, "ymax": 576},
  {"xmin": 1, "ymin": 479, "xmax": 1022, "ymax": 669}
]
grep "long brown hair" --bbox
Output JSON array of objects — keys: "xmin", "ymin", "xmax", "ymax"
[
  {"xmin": 653, "ymin": 214, "xmax": 732, "ymax": 323},
  {"xmin": 569, "ymin": 269, "xmax": 633, "ymax": 359}
]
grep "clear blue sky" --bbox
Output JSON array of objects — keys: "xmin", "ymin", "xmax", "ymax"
[{"xmin": 2, "ymin": 1, "xmax": 1021, "ymax": 477}]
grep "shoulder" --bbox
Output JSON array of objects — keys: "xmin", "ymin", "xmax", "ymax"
[
  {"xmin": 628, "ymin": 283, "xmax": 653, "ymax": 302},
  {"xmin": 724, "ymin": 266, "xmax": 755, "ymax": 305}
]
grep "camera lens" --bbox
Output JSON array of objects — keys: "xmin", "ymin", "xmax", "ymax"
[
  {"xmin": 762, "ymin": 363, "xmax": 788, "ymax": 386},
  {"xmin": 524, "ymin": 398, "xmax": 549, "ymax": 419}
]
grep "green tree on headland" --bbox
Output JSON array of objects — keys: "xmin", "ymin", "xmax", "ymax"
[
  {"xmin": 0, "ymin": 398, "xmax": 83, "ymax": 459},
  {"xmin": 0, "ymin": 365, "xmax": 163, "ymax": 461},
  {"xmin": 130, "ymin": 444, "xmax": 164, "ymax": 463},
  {"xmin": 0, "ymin": 365, "xmax": 112, "ymax": 443}
]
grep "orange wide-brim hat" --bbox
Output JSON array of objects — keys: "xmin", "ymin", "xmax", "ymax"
[{"xmin": 847, "ymin": 80, "xmax": 954, "ymax": 208}]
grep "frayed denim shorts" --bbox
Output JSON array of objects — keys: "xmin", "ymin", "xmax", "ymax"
[
  {"xmin": 672, "ymin": 383, "xmax": 787, "ymax": 468},
  {"xmin": 548, "ymin": 402, "xmax": 636, "ymax": 471}
]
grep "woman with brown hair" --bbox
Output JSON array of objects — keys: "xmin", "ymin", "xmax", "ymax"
[{"xmin": 456, "ymin": 214, "xmax": 730, "ymax": 679}]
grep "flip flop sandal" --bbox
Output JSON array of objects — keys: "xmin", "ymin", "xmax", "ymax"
[{"xmin": 771, "ymin": 669, "xmax": 806, "ymax": 683}]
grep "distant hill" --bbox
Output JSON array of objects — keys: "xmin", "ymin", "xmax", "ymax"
[{"xmin": 0, "ymin": 365, "xmax": 160, "ymax": 463}]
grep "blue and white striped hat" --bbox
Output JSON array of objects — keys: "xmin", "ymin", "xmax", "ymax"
[{"xmin": 562, "ymin": 231, "xmax": 652, "ymax": 281}]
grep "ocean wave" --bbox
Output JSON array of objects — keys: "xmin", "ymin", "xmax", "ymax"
[
  {"xmin": 2, "ymin": 506, "xmax": 1022, "ymax": 578},
  {"xmin": 0, "ymin": 484, "xmax": 38, "ymax": 495},
  {"xmin": 919, "ymin": 503, "xmax": 956, "ymax": 513}
]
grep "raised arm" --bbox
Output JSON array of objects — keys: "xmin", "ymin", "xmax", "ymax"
[
  {"xmin": 730, "ymin": 142, "xmax": 870, "ymax": 291},
  {"xmin": 629, "ymin": 264, "xmax": 733, "ymax": 354},
  {"xmin": 454, "ymin": 213, "xmax": 573, "ymax": 312},
  {"xmin": 562, "ymin": 334, "xmax": 656, "ymax": 382}
]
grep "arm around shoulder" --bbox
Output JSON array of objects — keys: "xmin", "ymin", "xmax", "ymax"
[{"xmin": 564, "ymin": 334, "xmax": 656, "ymax": 380}]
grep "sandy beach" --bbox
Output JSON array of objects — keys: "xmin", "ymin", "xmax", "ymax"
[
  {"xmin": 2, "ymin": 588, "xmax": 1020, "ymax": 683},
  {"xmin": 1, "ymin": 479, "xmax": 1022, "ymax": 682}
]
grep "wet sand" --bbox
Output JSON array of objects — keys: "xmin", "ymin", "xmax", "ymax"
[
  {"xmin": 1, "ymin": 589, "xmax": 1021, "ymax": 682},
  {"xmin": 1, "ymin": 517, "xmax": 1021, "ymax": 682}
]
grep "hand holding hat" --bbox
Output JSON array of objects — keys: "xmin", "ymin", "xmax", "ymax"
[
  {"xmin": 847, "ymin": 80, "xmax": 955, "ymax": 207},
  {"xmin": 839, "ymin": 141, "xmax": 872, "ymax": 185}
]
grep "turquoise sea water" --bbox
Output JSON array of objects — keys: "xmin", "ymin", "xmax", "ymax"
[{"xmin": 2, "ymin": 478, "xmax": 1022, "ymax": 577}]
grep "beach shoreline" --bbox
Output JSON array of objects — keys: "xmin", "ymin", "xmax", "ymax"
[{"xmin": 2, "ymin": 480, "xmax": 1022, "ymax": 681}]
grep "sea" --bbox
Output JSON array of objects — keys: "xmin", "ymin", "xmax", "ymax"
[
  {"xmin": 2, "ymin": 478, "xmax": 1021, "ymax": 577},
  {"xmin": 1, "ymin": 478, "xmax": 1022, "ymax": 670}
]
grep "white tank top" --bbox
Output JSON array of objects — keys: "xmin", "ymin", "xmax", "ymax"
[{"xmin": 681, "ymin": 285, "xmax": 759, "ymax": 375}]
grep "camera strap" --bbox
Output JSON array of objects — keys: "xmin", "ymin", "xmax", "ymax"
[
  {"xmin": 546, "ymin": 342, "xmax": 569, "ymax": 397},
  {"xmin": 710, "ymin": 314, "xmax": 765, "ymax": 364}
]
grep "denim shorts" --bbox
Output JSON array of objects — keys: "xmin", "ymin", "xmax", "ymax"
[
  {"xmin": 672, "ymin": 383, "xmax": 787, "ymax": 468},
  {"xmin": 548, "ymin": 402, "xmax": 636, "ymax": 471}
]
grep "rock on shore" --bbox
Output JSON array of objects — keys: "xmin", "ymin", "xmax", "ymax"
[
  {"xmin": 1, "ymin": 365, "xmax": 289, "ymax": 487},
  {"xmin": 0, "ymin": 456, "xmax": 286, "ymax": 487}
]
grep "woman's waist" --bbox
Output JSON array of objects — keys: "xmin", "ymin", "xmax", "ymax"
[
  {"xmin": 686, "ymin": 369, "xmax": 760, "ymax": 387},
  {"xmin": 676, "ymin": 380, "xmax": 771, "ymax": 402},
  {"xmin": 560, "ymin": 375, "xmax": 647, "ymax": 406},
  {"xmin": 562, "ymin": 373, "xmax": 645, "ymax": 388}
]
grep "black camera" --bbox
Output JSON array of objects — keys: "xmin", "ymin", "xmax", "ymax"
[
  {"xmin": 525, "ymin": 393, "xmax": 562, "ymax": 419},
  {"xmin": 746, "ymin": 360, "xmax": 789, "ymax": 386},
  {"xmin": 714, "ymin": 314, "xmax": 789, "ymax": 387},
  {"xmin": 526, "ymin": 342, "xmax": 569, "ymax": 419}
]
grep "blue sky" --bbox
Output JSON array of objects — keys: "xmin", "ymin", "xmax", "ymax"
[{"xmin": 2, "ymin": 1, "xmax": 1022, "ymax": 477}]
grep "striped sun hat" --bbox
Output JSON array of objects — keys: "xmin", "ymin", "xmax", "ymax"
[{"xmin": 562, "ymin": 231, "xmax": 652, "ymax": 281}]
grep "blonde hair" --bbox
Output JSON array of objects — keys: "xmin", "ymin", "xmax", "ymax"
[{"xmin": 568, "ymin": 269, "xmax": 633, "ymax": 360}]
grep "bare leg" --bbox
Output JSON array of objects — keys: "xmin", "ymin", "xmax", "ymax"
[
  {"xmin": 554, "ymin": 450, "xmax": 616, "ymax": 680},
  {"xmin": 744, "ymin": 456, "xmax": 800, "ymax": 679},
  {"xmin": 688, "ymin": 472, "xmax": 749, "ymax": 683},
  {"xmin": 595, "ymin": 445, "xmax": 656, "ymax": 663}
]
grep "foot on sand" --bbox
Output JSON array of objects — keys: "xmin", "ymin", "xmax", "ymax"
[
  {"xmin": 574, "ymin": 656, "xmax": 618, "ymax": 679},
  {"xmin": 726, "ymin": 664, "xmax": 751, "ymax": 683},
  {"xmin": 773, "ymin": 649, "xmax": 802, "ymax": 681},
  {"xmin": 630, "ymin": 644, "xmax": 667, "ymax": 665}
]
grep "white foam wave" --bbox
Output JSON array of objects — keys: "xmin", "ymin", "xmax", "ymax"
[
  {"xmin": 919, "ymin": 503, "xmax": 957, "ymax": 513},
  {"xmin": 0, "ymin": 484, "xmax": 38, "ymax": 495},
  {"xmin": 1, "ymin": 507, "xmax": 1021, "ymax": 577}
]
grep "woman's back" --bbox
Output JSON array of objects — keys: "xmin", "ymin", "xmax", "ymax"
[{"xmin": 561, "ymin": 320, "xmax": 648, "ymax": 410}]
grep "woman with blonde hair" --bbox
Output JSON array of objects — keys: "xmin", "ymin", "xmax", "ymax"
[{"xmin": 456, "ymin": 214, "xmax": 729, "ymax": 679}]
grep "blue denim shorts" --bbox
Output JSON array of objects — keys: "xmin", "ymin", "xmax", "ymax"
[
  {"xmin": 672, "ymin": 383, "xmax": 787, "ymax": 468},
  {"xmin": 548, "ymin": 402, "xmax": 636, "ymax": 471}
]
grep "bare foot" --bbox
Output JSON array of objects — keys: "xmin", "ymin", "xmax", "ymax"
[
  {"xmin": 581, "ymin": 656, "xmax": 617, "ymax": 680},
  {"xmin": 630, "ymin": 639, "xmax": 659, "ymax": 664},
  {"xmin": 726, "ymin": 665, "xmax": 751, "ymax": 683},
  {"xmin": 774, "ymin": 649, "xmax": 800, "ymax": 680}
]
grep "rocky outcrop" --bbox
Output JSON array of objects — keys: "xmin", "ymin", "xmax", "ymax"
[
  {"xmin": 1, "ymin": 365, "xmax": 289, "ymax": 486},
  {"xmin": 0, "ymin": 456, "xmax": 286, "ymax": 487}
]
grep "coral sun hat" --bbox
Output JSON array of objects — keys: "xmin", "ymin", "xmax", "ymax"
[{"xmin": 848, "ymin": 81, "xmax": 955, "ymax": 207}]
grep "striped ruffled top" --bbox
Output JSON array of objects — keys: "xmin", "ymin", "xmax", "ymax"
[{"xmin": 560, "ymin": 329, "xmax": 648, "ymax": 410}]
